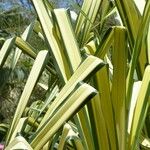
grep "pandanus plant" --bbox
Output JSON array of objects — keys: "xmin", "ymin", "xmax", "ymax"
[{"xmin": 0, "ymin": 0, "xmax": 150, "ymax": 149}]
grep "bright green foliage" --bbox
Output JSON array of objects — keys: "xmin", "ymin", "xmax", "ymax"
[{"xmin": 0, "ymin": 0, "xmax": 150, "ymax": 150}]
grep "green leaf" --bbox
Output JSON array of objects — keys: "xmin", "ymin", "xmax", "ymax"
[
  {"xmin": 0, "ymin": 37, "xmax": 16, "ymax": 67},
  {"xmin": 83, "ymin": 39, "xmax": 98, "ymax": 55},
  {"xmin": 15, "ymin": 37, "xmax": 36, "ymax": 59},
  {"xmin": 114, "ymin": 0, "xmax": 141, "ymax": 45},
  {"xmin": 111, "ymin": 26, "xmax": 127, "ymax": 150},
  {"xmin": 6, "ymin": 50, "xmax": 49, "ymax": 144},
  {"xmin": 57, "ymin": 123, "xmax": 71, "ymax": 150},
  {"xmin": 74, "ymin": 106, "xmax": 95, "ymax": 150},
  {"xmin": 9, "ymin": 117, "xmax": 28, "ymax": 143},
  {"xmin": 39, "ymin": 85, "xmax": 59, "ymax": 116},
  {"xmin": 0, "ymin": 123, "xmax": 9, "ymax": 133},
  {"xmin": 15, "ymin": 37, "xmax": 56, "ymax": 76},
  {"xmin": 147, "ymin": 24, "xmax": 150, "ymax": 64},
  {"xmin": 90, "ymin": 64, "xmax": 118, "ymax": 150},
  {"xmin": 75, "ymin": 0, "xmax": 102, "ymax": 47},
  {"xmin": 24, "ymin": 100, "xmax": 44, "ymax": 133},
  {"xmin": 33, "ymin": 21, "xmax": 45, "ymax": 40},
  {"xmin": 11, "ymin": 22, "xmax": 35, "ymax": 70},
  {"xmin": 31, "ymin": 0, "xmax": 68, "ymax": 83},
  {"xmin": 71, "ymin": 135, "xmax": 84, "ymax": 150},
  {"xmin": 38, "ymin": 55, "xmax": 104, "ymax": 129},
  {"xmin": 126, "ymin": 0, "xmax": 150, "ymax": 106},
  {"xmin": 114, "ymin": 0, "xmax": 147, "ymax": 79},
  {"xmin": 53, "ymin": 8, "xmax": 82, "ymax": 74},
  {"xmin": 95, "ymin": 28, "xmax": 114, "ymax": 58},
  {"xmin": 128, "ymin": 65, "xmax": 150, "ymax": 150},
  {"xmin": 0, "ymin": 38, "xmax": 5, "ymax": 47},
  {"xmin": 30, "ymin": 82, "xmax": 97, "ymax": 150},
  {"xmin": 53, "ymin": 9, "xmax": 96, "ymax": 150},
  {"xmin": 128, "ymin": 81, "xmax": 142, "ymax": 133},
  {"xmin": 140, "ymin": 134, "xmax": 150, "ymax": 150}
]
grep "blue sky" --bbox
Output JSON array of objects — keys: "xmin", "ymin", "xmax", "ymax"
[
  {"xmin": 0, "ymin": 0, "xmax": 32, "ymax": 10},
  {"xmin": 0, "ymin": 0, "xmax": 81, "ymax": 11}
]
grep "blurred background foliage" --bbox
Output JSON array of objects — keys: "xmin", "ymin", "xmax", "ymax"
[{"xmin": 0, "ymin": 0, "xmax": 82, "ymax": 36}]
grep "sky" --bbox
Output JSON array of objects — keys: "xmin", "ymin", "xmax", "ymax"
[
  {"xmin": 0, "ymin": 0, "xmax": 78, "ymax": 11},
  {"xmin": 0, "ymin": 0, "xmax": 32, "ymax": 10}
]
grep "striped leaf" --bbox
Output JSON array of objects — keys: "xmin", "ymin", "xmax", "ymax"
[
  {"xmin": 31, "ymin": 0, "xmax": 68, "ymax": 83},
  {"xmin": 128, "ymin": 65, "xmax": 150, "ymax": 150},
  {"xmin": 30, "ymin": 83, "xmax": 97, "ymax": 150},
  {"xmin": 6, "ymin": 50, "xmax": 49, "ymax": 144},
  {"xmin": 38, "ymin": 55, "xmax": 104, "ymax": 129},
  {"xmin": 0, "ymin": 38, "xmax": 15, "ymax": 67},
  {"xmin": 111, "ymin": 26, "xmax": 127, "ymax": 150}
]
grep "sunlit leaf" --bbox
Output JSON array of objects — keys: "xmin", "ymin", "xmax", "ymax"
[
  {"xmin": 38, "ymin": 55, "xmax": 104, "ymax": 129},
  {"xmin": 126, "ymin": 0, "xmax": 150, "ymax": 106},
  {"xmin": 0, "ymin": 37, "xmax": 15, "ymax": 67},
  {"xmin": 6, "ymin": 50, "xmax": 49, "ymax": 144},
  {"xmin": 57, "ymin": 123, "xmax": 71, "ymax": 150},
  {"xmin": 111, "ymin": 26, "xmax": 127, "ymax": 150},
  {"xmin": 128, "ymin": 65, "xmax": 150, "ymax": 150},
  {"xmin": 30, "ymin": 82, "xmax": 97, "ymax": 150},
  {"xmin": 11, "ymin": 22, "xmax": 35, "ymax": 70},
  {"xmin": 5, "ymin": 135, "xmax": 33, "ymax": 150},
  {"xmin": 9, "ymin": 117, "xmax": 28, "ymax": 143},
  {"xmin": 53, "ymin": 8, "xmax": 82, "ymax": 74},
  {"xmin": 75, "ymin": 0, "xmax": 102, "ymax": 47},
  {"xmin": 31, "ymin": 0, "xmax": 68, "ymax": 83}
]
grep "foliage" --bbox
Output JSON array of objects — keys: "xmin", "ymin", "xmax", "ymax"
[{"xmin": 0, "ymin": 0, "xmax": 150, "ymax": 150}]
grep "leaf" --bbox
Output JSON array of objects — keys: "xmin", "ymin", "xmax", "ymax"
[
  {"xmin": 33, "ymin": 21, "xmax": 45, "ymax": 40},
  {"xmin": 5, "ymin": 135, "xmax": 33, "ymax": 150},
  {"xmin": 0, "ymin": 123, "xmax": 9, "ymax": 133},
  {"xmin": 15, "ymin": 37, "xmax": 56, "ymax": 76},
  {"xmin": 0, "ymin": 37, "xmax": 16, "ymax": 67},
  {"xmin": 31, "ymin": 0, "xmax": 68, "ymax": 83},
  {"xmin": 24, "ymin": 100, "xmax": 44, "ymax": 133},
  {"xmin": 30, "ymin": 82, "xmax": 97, "ymax": 150},
  {"xmin": 0, "ymin": 38, "xmax": 5, "ymax": 47},
  {"xmin": 71, "ymin": 135, "xmax": 84, "ymax": 150},
  {"xmin": 83, "ymin": 39, "xmax": 98, "ymax": 55},
  {"xmin": 147, "ymin": 24, "xmax": 150, "ymax": 64},
  {"xmin": 95, "ymin": 28, "xmax": 114, "ymax": 58},
  {"xmin": 91, "ymin": 64, "xmax": 118, "ymax": 150},
  {"xmin": 9, "ymin": 117, "xmax": 28, "ymax": 143},
  {"xmin": 57, "ymin": 123, "xmax": 71, "ymax": 150},
  {"xmin": 53, "ymin": 8, "xmax": 82, "ymax": 74},
  {"xmin": 15, "ymin": 37, "xmax": 36, "ymax": 59},
  {"xmin": 114, "ymin": 0, "xmax": 141, "ymax": 44},
  {"xmin": 38, "ymin": 55, "xmax": 104, "ymax": 129},
  {"xmin": 11, "ymin": 22, "xmax": 35, "ymax": 70},
  {"xmin": 114, "ymin": 0, "xmax": 147, "ymax": 80},
  {"xmin": 75, "ymin": 0, "xmax": 102, "ymax": 47},
  {"xmin": 128, "ymin": 81, "xmax": 142, "ymax": 133},
  {"xmin": 6, "ymin": 50, "xmax": 49, "ymax": 144},
  {"xmin": 38, "ymin": 85, "xmax": 59, "ymax": 117},
  {"xmin": 74, "ymin": 106, "xmax": 95, "ymax": 150},
  {"xmin": 111, "ymin": 26, "xmax": 127, "ymax": 150},
  {"xmin": 140, "ymin": 134, "xmax": 150, "ymax": 150},
  {"xmin": 128, "ymin": 65, "xmax": 150, "ymax": 150},
  {"xmin": 53, "ymin": 9, "xmax": 95, "ymax": 150},
  {"xmin": 126, "ymin": 0, "xmax": 150, "ymax": 106}
]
